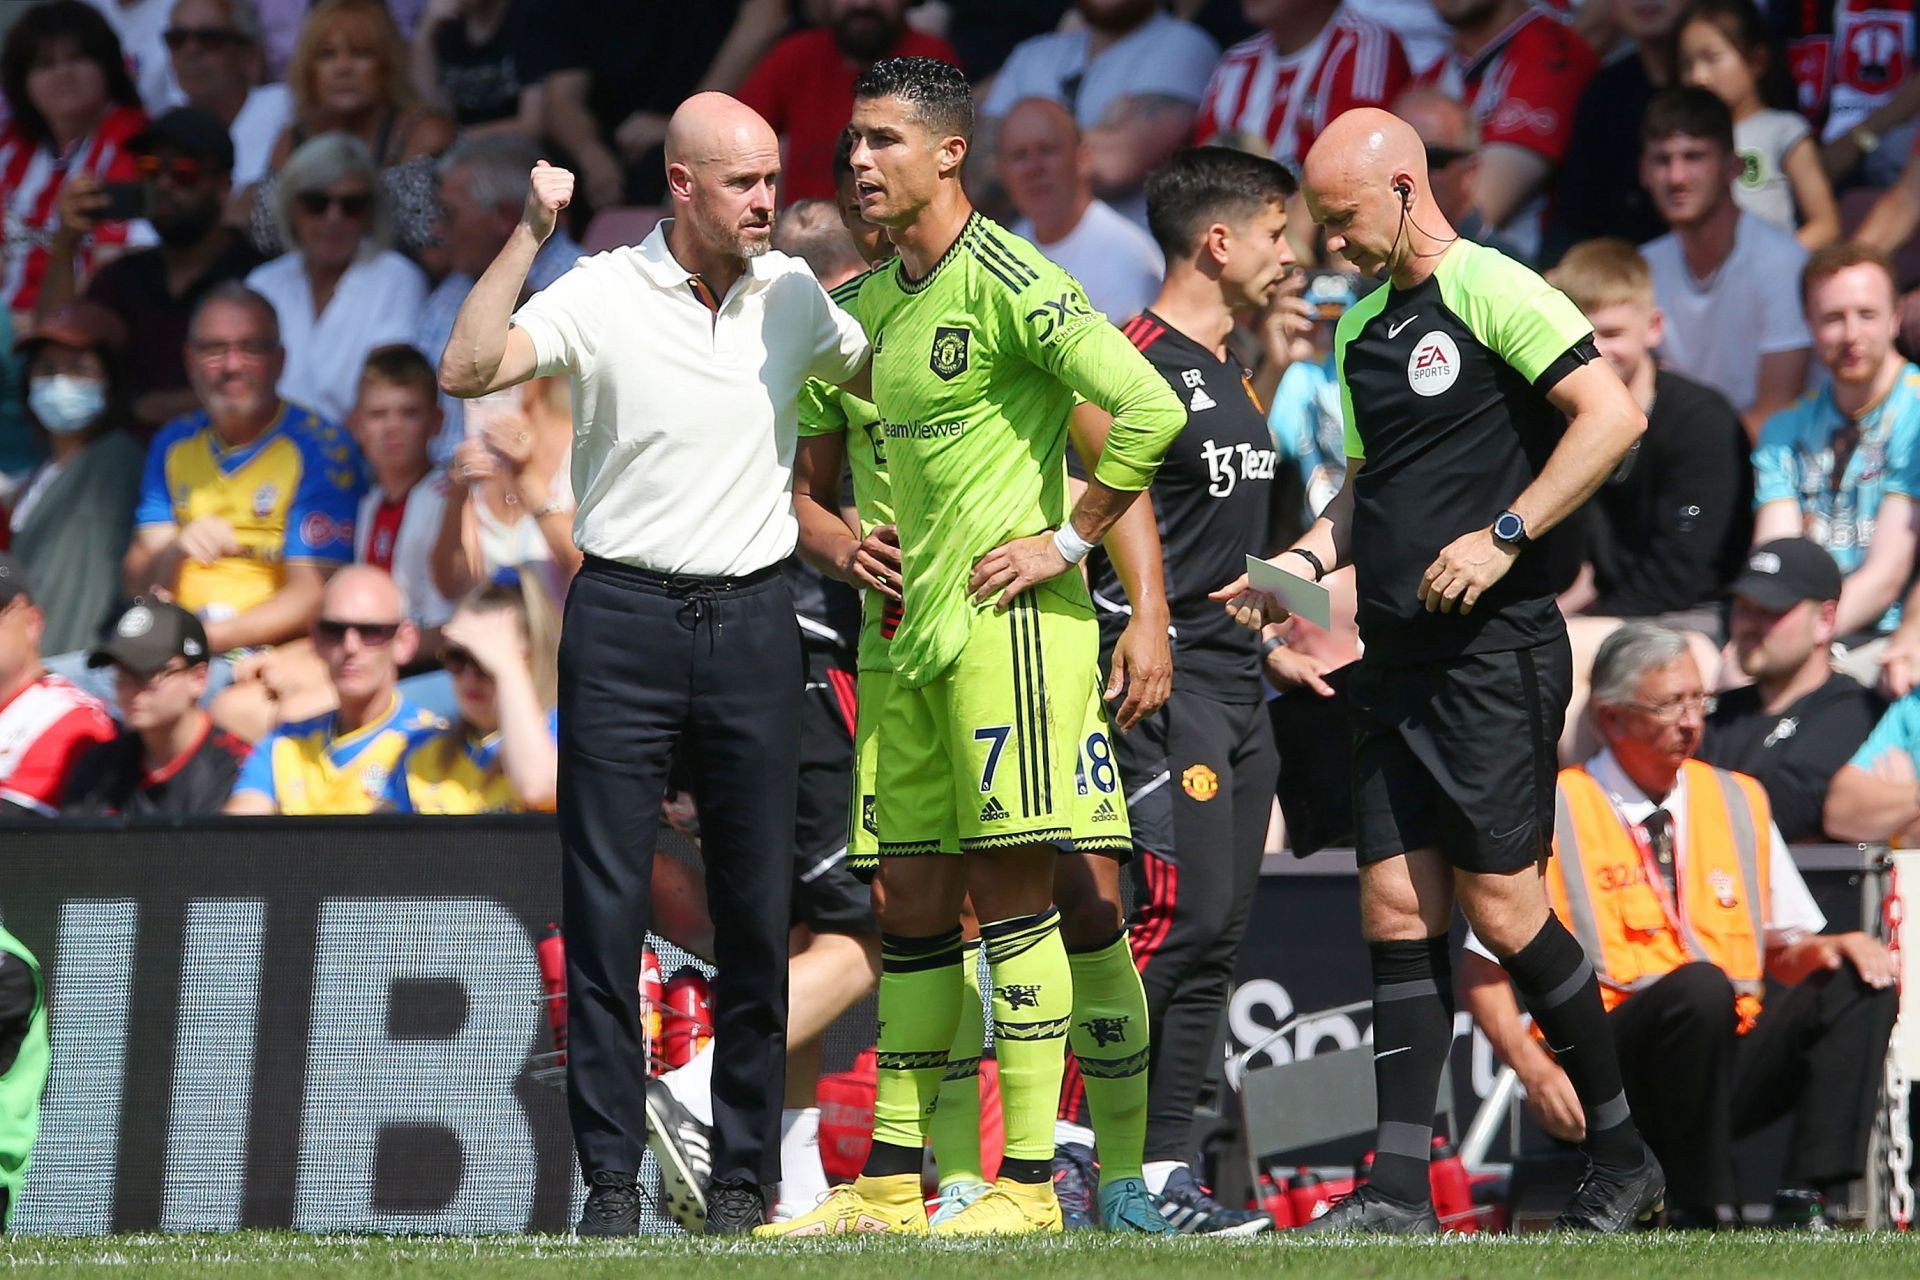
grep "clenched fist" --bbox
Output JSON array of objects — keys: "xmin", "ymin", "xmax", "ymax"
[{"xmin": 523, "ymin": 161, "xmax": 575, "ymax": 243}]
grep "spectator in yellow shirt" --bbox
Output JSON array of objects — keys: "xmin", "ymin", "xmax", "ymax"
[{"xmin": 387, "ymin": 576, "xmax": 557, "ymax": 814}]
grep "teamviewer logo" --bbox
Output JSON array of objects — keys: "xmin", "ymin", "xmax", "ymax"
[{"xmin": 1406, "ymin": 332, "xmax": 1461, "ymax": 397}]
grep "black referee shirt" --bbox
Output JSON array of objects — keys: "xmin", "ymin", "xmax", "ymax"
[
  {"xmin": 1336, "ymin": 240, "xmax": 1597, "ymax": 664},
  {"xmin": 1082, "ymin": 311, "xmax": 1275, "ymax": 702}
]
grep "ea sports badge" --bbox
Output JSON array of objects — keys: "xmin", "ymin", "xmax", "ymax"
[{"xmin": 1407, "ymin": 332, "xmax": 1460, "ymax": 397}]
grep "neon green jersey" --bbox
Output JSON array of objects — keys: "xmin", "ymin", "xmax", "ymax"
[
  {"xmin": 800, "ymin": 269, "xmax": 897, "ymax": 672},
  {"xmin": 840, "ymin": 212, "xmax": 1185, "ymax": 686}
]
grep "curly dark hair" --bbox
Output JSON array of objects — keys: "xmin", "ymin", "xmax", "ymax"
[
  {"xmin": 0, "ymin": 0, "xmax": 142, "ymax": 151},
  {"xmin": 1147, "ymin": 146, "xmax": 1298, "ymax": 260},
  {"xmin": 852, "ymin": 55, "xmax": 974, "ymax": 143}
]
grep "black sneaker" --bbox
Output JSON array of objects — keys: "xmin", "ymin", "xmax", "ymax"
[
  {"xmin": 1052, "ymin": 1142, "xmax": 1098, "ymax": 1229},
  {"xmin": 1768, "ymin": 1189, "xmax": 1837, "ymax": 1231},
  {"xmin": 1153, "ymin": 1166, "xmax": 1274, "ymax": 1235},
  {"xmin": 645, "ymin": 1078, "xmax": 712, "ymax": 1231},
  {"xmin": 1289, "ymin": 1183, "xmax": 1438, "ymax": 1235},
  {"xmin": 1552, "ymin": 1151, "xmax": 1666, "ymax": 1232},
  {"xmin": 704, "ymin": 1178, "xmax": 769, "ymax": 1234},
  {"xmin": 577, "ymin": 1169, "xmax": 644, "ymax": 1236}
]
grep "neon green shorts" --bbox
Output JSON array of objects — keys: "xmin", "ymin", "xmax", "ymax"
[{"xmin": 857, "ymin": 588, "xmax": 1131, "ymax": 860}]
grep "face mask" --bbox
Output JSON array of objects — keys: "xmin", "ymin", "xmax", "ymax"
[{"xmin": 27, "ymin": 374, "xmax": 107, "ymax": 434}]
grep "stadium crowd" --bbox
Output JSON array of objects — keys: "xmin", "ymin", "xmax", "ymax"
[{"xmin": 0, "ymin": 0, "xmax": 1910, "ymax": 1237}]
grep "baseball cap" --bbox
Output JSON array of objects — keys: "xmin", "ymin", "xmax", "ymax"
[
  {"xmin": 0, "ymin": 555, "xmax": 30, "ymax": 606},
  {"xmin": 129, "ymin": 107, "xmax": 235, "ymax": 174},
  {"xmin": 87, "ymin": 601, "xmax": 209, "ymax": 676},
  {"xmin": 1728, "ymin": 538, "xmax": 1844, "ymax": 611},
  {"xmin": 13, "ymin": 300, "xmax": 127, "ymax": 354}
]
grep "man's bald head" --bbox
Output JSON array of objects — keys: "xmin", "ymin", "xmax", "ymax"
[
  {"xmin": 665, "ymin": 92, "xmax": 780, "ymax": 171},
  {"xmin": 1303, "ymin": 108, "xmax": 1449, "ymax": 279},
  {"xmin": 1391, "ymin": 89, "xmax": 1477, "ymax": 153},
  {"xmin": 323, "ymin": 565, "xmax": 407, "ymax": 623},
  {"xmin": 663, "ymin": 92, "xmax": 781, "ymax": 262},
  {"xmin": 997, "ymin": 97, "xmax": 1089, "ymax": 230},
  {"xmin": 1000, "ymin": 97, "xmax": 1079, "ymax": 148}
]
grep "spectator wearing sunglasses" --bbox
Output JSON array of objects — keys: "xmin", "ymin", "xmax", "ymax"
[
  {"xmin": 386, "ymin": 577, "xmax": 557, "ymax": 814},
  {"xmin": 39, "ymin": 107, "xmax": 264, "ymax": 434},
  {"xmin": 245, "ymin": 132, "xmax": 428, "ymax": 425},
  {"xmin": 226, "ymin": 564, "xmax": 443, "ymax": 814},
  {"xmin": 164, "ymin": 0, "xmax": 291, "ymax": 189},
  {"xmin": 63, "ymin": 599, "xmax": 251, "ymax": 815}
]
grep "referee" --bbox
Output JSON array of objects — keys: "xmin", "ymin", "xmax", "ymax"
[
  {"xmin": 1216, "ymin": 108, "xmax": 1661, "ymax": 1233},
  {"xmin": 441, "ymin": 95, "xmax": 869, "ymax": 1235}
]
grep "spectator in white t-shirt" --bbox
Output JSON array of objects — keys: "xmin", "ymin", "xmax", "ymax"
[
  {"xmin": 1639, "ymin": 87, "xmax": 1809, "ymax": 439},
  {"xmin": 164, "ymin": 0, "xmax": 293, "ymax": 189},
  {"xmin": 245, "ymin": 133, "xmax": 428, "ymax": 424},
  {"xmin": 998, "ymin": 97, "xmax": 1162, "ymax": 324},
  {"xmin": 82, "ymin": 0, "xmax": 178, "ymax": 112},
  {"xmin": 979, "ymin": 0, "xmax": 1219, "ymax": 219}
]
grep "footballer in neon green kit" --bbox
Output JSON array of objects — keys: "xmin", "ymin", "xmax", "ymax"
[{"xmin": 761, "ymin": 58, "xmax": 1185, "ymax": 1240}]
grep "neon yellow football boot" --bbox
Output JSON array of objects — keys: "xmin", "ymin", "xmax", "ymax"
[
  {"xmin": 928, "ymin": 1178, "xmax": 1064, "ymax": 1235},
  {"xmin": 751, "ymin": 1174, "xmax": 929, "ymax": 1237}
]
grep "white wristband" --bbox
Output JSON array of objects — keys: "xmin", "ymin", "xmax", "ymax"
[{"xmin": 1052, "ymin": 523, "xmax": 1096, "ymax": 565}]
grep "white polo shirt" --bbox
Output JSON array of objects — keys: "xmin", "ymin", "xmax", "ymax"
[{"xmin": 510, "ymin": 221, "xmax": 869, "ymax": 578}]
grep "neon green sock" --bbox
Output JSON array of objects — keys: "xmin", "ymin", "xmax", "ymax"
[
  {"xmin": 929, "ymin": 942, "xmax": 986, "ymax": 1188},
  {"xmin": 868, "ymin": 929, "xmax": 965, "ymax": 1158},
  {"xmin": 982, "ymin": 909, "xmax": 1073, "ymax": 1165},
  {"xmin": 1068, "ymin": 931, "xmax": 1151, "ymax": 1184}
]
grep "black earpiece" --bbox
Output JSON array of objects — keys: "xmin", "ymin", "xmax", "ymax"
[{"xmin": 1395, "ymin": 182, "xmax": 1412, "ymax": 202}]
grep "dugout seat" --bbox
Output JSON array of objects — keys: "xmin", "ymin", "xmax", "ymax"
[{"xmin": 583, "ymin": 205, "xmax": 667, "ymax": 254}]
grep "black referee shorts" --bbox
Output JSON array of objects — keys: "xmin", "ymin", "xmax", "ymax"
[
  {"xmin": 1349, "ymin": 635, "xmax": 1570, "ymax": 874},
  {"xmin": 794, "ymin": 646, "xmax": 877, "ymax": 936}
]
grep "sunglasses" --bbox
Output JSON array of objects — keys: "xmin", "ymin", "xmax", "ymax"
[
  {"xmin": 164, "ymin": 26, "xmax": 246, "ymax": 50},
  {"xmin": 315, "ymin": 618, "xmax": 399, "ymax": 646},
  {"xmin": 135, "ymin": 154, "xmax": 206, "ymax": 183},
  {"xmin": 441, "ymin": 645, "xmax": 492, "ymax": 679},
  {"xmin": 1425, "ymin": 145, "xmax": 1473, "ymax": 170},
  {"xmin": 296, "ymin": 190, "xmax": 373, "ymax": 219}
]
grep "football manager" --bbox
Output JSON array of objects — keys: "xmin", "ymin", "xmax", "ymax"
[
  {"xmin": 440, "ymin": 93, "xmax": 870, "ymax": 1236},
  {"xmin": 1214, "ymin": 107, "xmax": 1659, "ymax": 1233}
]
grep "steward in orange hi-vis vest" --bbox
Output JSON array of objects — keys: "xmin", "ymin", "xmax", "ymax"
[{"xmin": 1549, "ymin": 761, "xmax": 1770, "ymax": 1032}]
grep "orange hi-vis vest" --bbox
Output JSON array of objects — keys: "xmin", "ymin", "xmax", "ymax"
[{"xmin": 1549, "ymin": 760, "xmax": 1772, "ymax": 1033}]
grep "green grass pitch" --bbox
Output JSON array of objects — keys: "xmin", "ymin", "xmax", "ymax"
[{"xmin": 3, "ymin": 1232, "xmax": 1919, "ymax": 1278}]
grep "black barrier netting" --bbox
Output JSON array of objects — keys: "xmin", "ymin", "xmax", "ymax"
[{"xmin": 0, "ymin": 816, "xmax": 732, "ymax": 1235}]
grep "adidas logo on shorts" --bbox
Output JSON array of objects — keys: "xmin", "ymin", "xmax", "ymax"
[
  {"xmin": 1092, "ymin": 798, "xmax": 1119, "ymax": 822},
  {"xmin": 979, "ymin": 796, "xmax": 1010, "ymax": 823}
]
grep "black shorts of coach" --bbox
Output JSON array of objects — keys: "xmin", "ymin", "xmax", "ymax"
[{"xmin": 1349, "ymin": 634, "xmax": 1572, "ymax": 873}]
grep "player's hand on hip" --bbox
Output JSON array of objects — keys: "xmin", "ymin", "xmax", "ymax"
[
  {"xmin": 1107, "ymin": 612, "xmax": 1172, "ymax": 731},
  {"xmin": 523, "ymin": 161, "xmax": 574, "ymax": 242},
  {"xmin": 844, "ymin": 524, "xmax": 903, "ymax": 601},
  {"xmin": 970, "ymin": 532, "xmax": 1069, "ymax": 612},
  {"xmin": 1420, "ymin": 526, "xmax": 1519, "ymax": 614},
  {"xmin": 1208, "ymin": 573, "xmax": 1288, "ymax": 631}
]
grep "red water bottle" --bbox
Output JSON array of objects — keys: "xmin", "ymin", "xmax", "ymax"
[
  {"xmin": 1429, "ymin": 1136, "xmax": 1473, "ymax": 1232},
  {"xmin": 536, "ymin": 924, "xmax": 567, "ymax": 1063},
  {"xmin": 1259, "ymin": 1172, "xmax": 1295, "ymax": 1228},
  {"xmin": 1356, "ymin": 1148, "xmax": 1375, "ymax": 1184},
  {"xmin": 640, "ymin": 946, "xmax": 664, "ymax": 1074},
  {"xmin": 1288, "ymin": 1167, "xmax": 1327, "ymax": 1224},
  {"xmin": 661, "ymin": 969, "xmax": 713, "ymax": 1068}
]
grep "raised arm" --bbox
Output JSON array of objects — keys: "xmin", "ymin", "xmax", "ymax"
[{"xmin": 439, "ymin": 163, "xmax": 570, "ymax": 399}]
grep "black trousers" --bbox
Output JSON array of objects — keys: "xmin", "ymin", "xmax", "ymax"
[
  {"xmin": 557, "ymin": 556, "xmax": 802, "ymax": 1185},
  {"xmin": 1115, "ymin": 687, "xmax": 1279, "ymax": 1163},
  {"xmin": 1609, "ymin": 961, "xmax": 1900, "ymax": 1207}
]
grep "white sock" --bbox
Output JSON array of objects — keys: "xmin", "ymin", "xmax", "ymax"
[
  {"xmin": 663, "ymin": 1040, "xmax": 715, "ymax": 1126},
  {"xmin": 777, "ymin": 1107, "xmax": 828, "ymax": 1211},
  {"xmin": 1054, "ymin": 1119, "xmax": 1096, "ymax": 1150},
  {"xmin": 1144, "ymin": 1161, "xmax": 1185, "ymax": 1195}
]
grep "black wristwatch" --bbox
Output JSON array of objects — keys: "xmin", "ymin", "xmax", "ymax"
[{"xmin": 1492, "ymin": 510, "xmax": 1530, "ymax": 549}]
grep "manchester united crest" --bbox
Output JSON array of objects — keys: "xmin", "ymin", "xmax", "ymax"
[
  {"xmin": 1181, "ymin": 764, "xmax": 1219, "ymax": 801},
  {"xmin": 930, "ymin": 326, "xmax": 970, "ymax": 381}
]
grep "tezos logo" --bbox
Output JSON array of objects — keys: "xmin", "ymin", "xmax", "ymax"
[{"xmin": 1407, "ymin": 332, "xmax": 1460, "ymax": 397}]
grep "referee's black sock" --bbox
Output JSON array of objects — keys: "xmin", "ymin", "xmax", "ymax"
[
  {"xmin": 1502, "ymin": 915, "xmax": 1642, "ymax": 1169},
  {"xmin": 1365, "ymin": 936, "xmax": 1453, "ymax": 1207}
]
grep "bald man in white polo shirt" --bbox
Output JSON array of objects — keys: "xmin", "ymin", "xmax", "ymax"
[{"xmin": 441, "ymin": 93, "xmax": 870, "ymax": 1237}]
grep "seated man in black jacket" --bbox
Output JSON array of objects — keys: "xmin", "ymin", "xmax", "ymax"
[
  {"xmin": 1702, "ymin": 540, "xmax": 1884, "ymax": 841},
  {"xmin": 1547, "ymin": 238, "xmax": 1752, "ymax": 759}
]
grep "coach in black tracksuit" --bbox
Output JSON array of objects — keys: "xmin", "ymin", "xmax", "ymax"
[{"xmin": 1072, "ymin": 148, "xmax": 1295, "ymax": 1234}]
